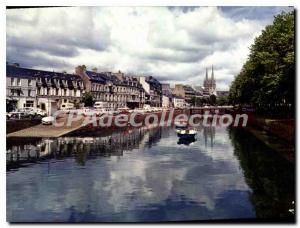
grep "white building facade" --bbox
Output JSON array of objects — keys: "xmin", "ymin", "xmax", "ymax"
[
  {"xmin": 173, "ymin": 97, "xmax": 186, "ymax": 108},
  {"xmin": 6, "ymin": 66, "xmax": 37, "ymax": 110}
]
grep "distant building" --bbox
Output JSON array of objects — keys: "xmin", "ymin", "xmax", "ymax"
[
  {"xmin": 161, "ymin": 83, "xmax": 173, "ymax": 107},
  {"xmin": 162, "ymin": 95, "xmax": 170, "ymax": 108},
  {"xmin": 161, "ymin": 83, "xmax": 172, "ymax": 97},
  {"xmin": 146, "ymin": 76, "xmax": 162, "ymax": 107},
  {"xmin": 6, "ymin": 65, "xmax": 37, "ymax": 111},
  {"xmin": 6, "ymin": 64, "xmax": 84, "ymax": 114},
  {"xmin": 193, "ymin": 86, "xmax": 203, "ymax": 93},
  {"xmin": 76, "ymin": 66, "xmax": 145, "ymax": 109},
  {"xmin": 36, "ymin": 71, "xmax": 84, "ymax": 114},
  {"xmin": 203, "ymin": 66, "xmax": 216, "ymax": 96},
  {"xmin": 136, "ymin": 76, "xmax": 162, "ymax": 107},
  {"xmin": 174, "ymin": 84, "xmax": 197, "ymax": 103},
  {"xmin": 216, "ymin": 90, "xmax": 229, "ymax": 97}
]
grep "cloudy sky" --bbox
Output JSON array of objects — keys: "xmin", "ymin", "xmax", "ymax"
[{"xmin": 6, "ymin": 6, "xmax": 292, "ymax": 90}]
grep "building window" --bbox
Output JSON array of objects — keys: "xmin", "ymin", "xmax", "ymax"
[
  {"xmin": 11, "ymin": 78, "xmax": 15, "ymax": 86},
  {"xmin": 17, "ymin": 78, "xmax": 21, "ymax": 86},
  {"xmin": 28, "ymin": 79, "xmax": 32, "ymax": 86},
  {"xmin": 28, "ymin": 90, "xmax": 32, "ymax": 97},
  {"xmin": 41, "ymin": 103, "xmax": 46, "ymax": 110},
  {"xmin": 25, "ymin": 101, "xmax": 34, "ymax": 107}
]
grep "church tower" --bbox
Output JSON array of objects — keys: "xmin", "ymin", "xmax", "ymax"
[
  {"xmin": 203, "ymin": 66, "xmax": 217, "ymax": 95},
  {"xmin": 203, "ymin": 68, "xmax": 209, "ymax": 88},
  {"xmin": 210, "ymin": 65, "xmax": 216, "ymax": 91}
]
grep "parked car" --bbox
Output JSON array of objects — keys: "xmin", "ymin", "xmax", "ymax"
[
  {"xmin": 7, "ymin": 109, "xmax": 28, "ymax": 119},
  {"xmin": 94, "ymin": 101, "xmax": 108, "ymax": 109},
  {"xmin": 60, "ymin": 103, "xmax": 75, "ymax": 113},
  {"xmin": 20, "ymin": 107, "xmax": 47, "ymax": 118},
  {"xmin": 80, "ymin": 107, "xmax": 102, "ymax": 117},
  {"xmin": 41, "ymin": 116, "xmax": 55, "ymax": 125}
]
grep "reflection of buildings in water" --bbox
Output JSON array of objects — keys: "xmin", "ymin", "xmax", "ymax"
[
  {"xmin": 7, "ymin": 126, "xmax": 164, "ymax": 167},
  {"xmin": 147, "ymin": 127, "xmax": 162, "ymax": 147},
  {"xmin": 6, "ymin": 140, "xmax": 47, "ymax": 162},
  {"xmin": 203, "ymin": 126, "xmax": 216, "ymax": 148}
]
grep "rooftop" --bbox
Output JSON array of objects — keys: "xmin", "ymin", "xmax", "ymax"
[{"xmin": 6, "ymin": 64, "xmax": 81, "ymax": 81}]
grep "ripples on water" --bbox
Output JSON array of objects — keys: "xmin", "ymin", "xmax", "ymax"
[{"xmin": 6, "ymin": 125, "xmax": 295, "ymax": 222}]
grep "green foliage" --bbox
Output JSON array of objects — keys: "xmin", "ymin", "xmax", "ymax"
[
  {"xmin": 209, "ymin": 94, "xmax": 217, "ymax": 105},
  {"xmin": 190, "ymin": 97, "xmax": 203, "ymax": 106},
  {"xmin": 216, "ymin": 96, "xmax": 229, "ymax": 106},
  {"xmin": 228, "ymin": 11, "xmax": 295, "ymax": 114},
  {"xmin": 82, "ymin": 92, "xmax": 95, "ymax": 107},
  {"xmin": 189, "ymin": 96, "xmax": 212, "ymax": 106}
]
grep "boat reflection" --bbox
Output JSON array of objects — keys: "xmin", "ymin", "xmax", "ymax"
[
  {"xmin": 177, "ymin": 137, "xmax": 196, "ymax": 146},
  {"xmin": 7, "ymin": 124, "xmax": 220, "ymax": 170},
  {"xmin": 6, "ymin": 124, "xmax": 295, "ymax": 222}
]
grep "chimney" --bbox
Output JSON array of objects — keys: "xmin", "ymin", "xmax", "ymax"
[{"xmin": 75, "ymin": 65, "xmax": 87, "ymax": 75}]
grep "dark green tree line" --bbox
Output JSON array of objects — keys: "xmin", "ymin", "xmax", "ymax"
[{"xmin": 228, "ymin": 11, "xmax": 295, "ymax": 116}]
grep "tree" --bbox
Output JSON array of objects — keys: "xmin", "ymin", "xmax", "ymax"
[
  {"xmin": 209, "ymin": 94, "xmax": 217, "ymax": 105},
  {"xmin": 82, "ymin": 92, "xmax": 95, "ymax": 107},
  {"xmin": 190, "ymin": 97, "xmax": 203, "ymax": 107},
  {"xmin": 216, "ymin": 96, "xmax": 229, "ymax": 106},
  {"xmin": 228, "ymin": 11, "xmax": 295, "ymax": 116}
]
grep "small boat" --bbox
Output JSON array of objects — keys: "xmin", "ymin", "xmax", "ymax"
[
  {"xmin": 177, "ymin": 128, "xmax": 197, "ymax": 139},
  {"xmin": 174, "ymin": 120, "xmax": 188, "ymax": 129}
]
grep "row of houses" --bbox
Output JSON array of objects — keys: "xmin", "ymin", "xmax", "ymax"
[
  {"xmin": 6, "ymin": 63, "xmax": 165, "ymax": 114},
  {"xmin": 6, "ymin": 63, "xmax": 228, "ymax": 114}
]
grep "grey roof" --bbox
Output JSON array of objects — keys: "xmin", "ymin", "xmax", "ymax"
[{"xmin": 6, "ymin": 64, "xmax": 81, "ymax": 81}]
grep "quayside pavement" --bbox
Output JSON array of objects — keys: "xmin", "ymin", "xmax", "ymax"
[{"xmin": 7, "ymin": 116, "xmax": 84, "ymax": 138}]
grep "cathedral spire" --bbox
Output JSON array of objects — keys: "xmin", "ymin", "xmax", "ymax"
[
  {"xmin": 205, "ymin": 68, "xmax": 208, "ymax": 80},
  {"xmin": 211, "ymin": 65, "xmax": 214, "ymax": 80}
]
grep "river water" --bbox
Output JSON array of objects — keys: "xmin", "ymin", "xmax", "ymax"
[{"xmin": 6, "ymin": 125, "xmax": 295, "ymax": 222}]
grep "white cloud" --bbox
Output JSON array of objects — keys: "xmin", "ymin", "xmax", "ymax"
[{"xmin": 7, "ymin": 6, "xmax": 289, "ymax": 90}]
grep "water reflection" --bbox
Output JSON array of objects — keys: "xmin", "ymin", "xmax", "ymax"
[
  {"xmin": 7, "ymin": 126, "xmax": 163, "ymax": 169},
  {"xmin": 6, "ymin": 125, "xmax": 294, "ymax": 222},
  {"xmin": 229, "ymin": 128, "xmax": 295, "ymax": 220},
  {"xmin": 177, "ymin": 137, "xmax": 196, "ymax": 146}
]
